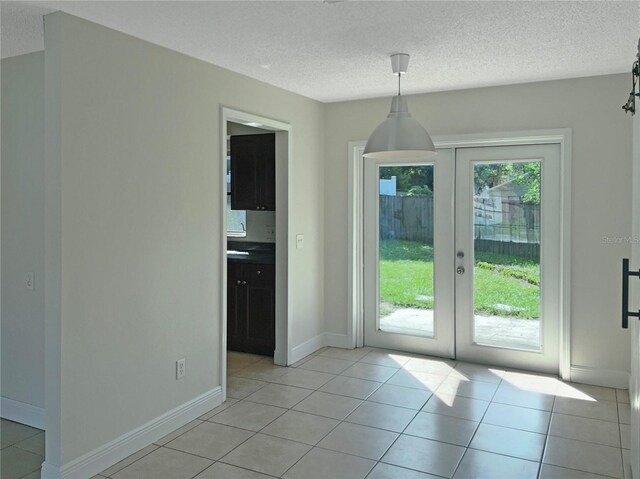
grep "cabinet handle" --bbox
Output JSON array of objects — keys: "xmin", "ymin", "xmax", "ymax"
[
  {"xmin": 242, "ymin": 281, "xmax": 247, "ymax": 285},
  {"xmin": 236, "ymin": 280, "xmax": 241, "ymax": 284},
  {"xmin": 257, "ymin": 270, "xmax": 261, "ymax": 275}
]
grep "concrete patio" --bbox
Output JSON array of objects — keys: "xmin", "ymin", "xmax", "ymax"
[{"xmin": 380, "ymin": 308, "xmax": 540, "ymax": 351}]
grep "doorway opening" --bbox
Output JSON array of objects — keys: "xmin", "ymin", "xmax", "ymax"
[
  {"xmin": 220, "ymin": 108, "xmax": 291, "ymax": 400},
  {"xmin": 350, "ymin": 131, "xmax": 571, "ymax": 376}
]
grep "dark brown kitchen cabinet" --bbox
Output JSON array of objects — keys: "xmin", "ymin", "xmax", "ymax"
[
  {"xmin": 226, "ymin": 262, "xmax": 243, "ymax": 350},
  {"xmin": 230, "ymin": 133, "xmax": 276, "ymax": 211},
  {"xmin": 227, "ymin": 261, "xmax": 275, "ymax": 356}
]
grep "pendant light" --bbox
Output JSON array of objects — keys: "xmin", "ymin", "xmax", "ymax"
[{"xmin": 363, "ymin": 53, "xmax": 435, "ymax": 159}]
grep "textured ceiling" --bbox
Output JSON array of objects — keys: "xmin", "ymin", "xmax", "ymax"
[{"xmin": 2, "ymin": 1, "xmax": 639, "ymax": 102}]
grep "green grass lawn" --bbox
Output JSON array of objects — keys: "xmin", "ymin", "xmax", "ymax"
[{"xmin": 379, "ymin": 240, "xmax": 540, "ymax": 318}]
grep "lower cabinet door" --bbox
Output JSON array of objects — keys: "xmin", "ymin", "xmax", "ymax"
[
  {"xmin": 226, "ymin": 281, "xmax": 244, "ymax": 352},
  {"xmin": 244, "ymin": 283, "xmax": 276, "ymax": 356},
  {"xmin": 227, "ymin": 261, "xmax": 276, "ymax": 356}
]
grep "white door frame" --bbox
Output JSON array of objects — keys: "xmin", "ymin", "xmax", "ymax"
[
  {"xmin": 220, "ymin": 107, "xmax": 292, "ymax": 401},
  {"xmin": 348, "ymin": 129, "xmax": 572, "ymax": 379},
  {"xmin": 629, "ymin": 112, "xmax": 640, "ymax": 478}
]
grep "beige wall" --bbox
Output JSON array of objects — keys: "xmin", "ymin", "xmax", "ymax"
[
  {"xmin": 324, "ymin": 74, "xmax": 633, "ymax": 376},
  {"xmin": 44, "ymin": 12, "xmax": 325, "ymax": 465},
  {"xmin": 1, "ymin": 52, "xmax": 45, "ymax": 410}
]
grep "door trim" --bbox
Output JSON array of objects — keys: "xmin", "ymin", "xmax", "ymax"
[
  {"xmin": 348, "ymin": 129, "xmax": 572, "ymax": 379},
  {"xmin": 221, "ymin": 107, "xmax": 292, "ymax": 402},
  {"xmin": 630, "ymin": 110, "xmax": 640, "ymax": 478}
]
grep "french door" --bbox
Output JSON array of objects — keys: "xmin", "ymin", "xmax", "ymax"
[
  {"xmin": 363, "ymin": 150, "xmax": 455, "ymax": 358},
  {"xmin": 363, "ymin": 144, "xmax": 562, "ymax": 373}
]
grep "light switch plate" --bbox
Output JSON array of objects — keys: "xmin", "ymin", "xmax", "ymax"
[
  {"xmin": 296, "ymin": 234, "xmax": 304, "ymax": 249},
  {"xmin": 26, "ymin": 272, "xmax": 34, "ymax": 290}
]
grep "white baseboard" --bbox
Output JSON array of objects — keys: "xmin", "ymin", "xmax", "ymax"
[
  {"xmin": 570, "ymin": 365, "xmax": 630, "ymax": 389},
  {"xmin": 1, "ymin": 397, "xmax": 46, "ymax": 430},
  {"xmin": 41, "ymin": 386, "xmax": 222, "ymax": 479},
  {"xmin": 289, "ymin": 332, "xmax": 351, "ymax": 364},
  {"xmin": 323, "ymin": 332, "xmax": 349, "ymax": 349},
  {"xmin": 290, "ymin": 334, "xmax": 325, "ymax": 365},
  {"xmin": 41, "ymin": 461, "xmax": 60, "ymax": 479}
]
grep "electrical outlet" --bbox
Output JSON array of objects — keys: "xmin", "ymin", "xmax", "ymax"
[
  {"xmin": 26, "ymin": 272, "xmax": 34, "ymax": 290},
  {"xmin": 176, "ymin": 358, "xmax": 186, "ymax": 380},
  {"xmin": 265, "ymin": 226, "xmax": 276, "ymax": 241}
]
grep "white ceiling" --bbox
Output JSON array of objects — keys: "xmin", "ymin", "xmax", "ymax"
[{"xmin": 2, "ymin": 1, "xmax": 639, "ymax": 102}]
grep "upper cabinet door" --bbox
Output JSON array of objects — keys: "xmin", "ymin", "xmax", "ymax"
[
  {"xmin": 260, "ymin": 135, "xmax": 276, "ymax": 211},
  {"xmin": 230, "ymin": 133, "xmax": 276, "ymax": 211}
]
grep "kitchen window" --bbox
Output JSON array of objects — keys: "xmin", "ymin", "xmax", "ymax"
[{"xmin": 226, "ymin": 143, "xmax": 247, "ymax": 237}]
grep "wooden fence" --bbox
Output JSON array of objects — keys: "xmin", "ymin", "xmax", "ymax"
[
  {"xmin": 380, "ymin": 195, "xmax": 434, "ymax": 243},
  {"xmin": 473, "ymin": 239, "xmax": 539, "ymax": 259},
  {"xmin": 379, "ymin": 195, "xmax": 539, "ymax": 259}
]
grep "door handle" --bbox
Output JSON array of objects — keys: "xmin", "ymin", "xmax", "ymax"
[
  {"xmin": 622, "ymin": 258, "xmax": 640, "ymax": 329},
  {"xmin": 457, "ymin": 266, "xmax": 465, "ymax": 275}
]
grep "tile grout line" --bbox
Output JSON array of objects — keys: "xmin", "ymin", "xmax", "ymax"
[
  {"xmin": 535, "ymin": 393, "xmax": 557, "ymax": 479},
  {"xmin": 151, "ymin": 418, "xmax": 205, "ymax": 447},
  {"xmin": 617, "ymin": 399, "xmax": 626, "ymax": 479}
]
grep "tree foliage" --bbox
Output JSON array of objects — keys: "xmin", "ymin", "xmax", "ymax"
[
  {"xmin": 379, "ymin": 162, "xmax": 540, "ymax": 204},
  {"xmin": 380, "ymin": 166, "xmax": 434, "ymax": 195},
  {"xmin": 474, "ymin": 162, "xmax": 540, "ymax": 205}
]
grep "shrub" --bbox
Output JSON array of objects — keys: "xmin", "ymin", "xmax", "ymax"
[{"xmin": 475, "ymin": 261, "xmax": 539, "ymax": 285}]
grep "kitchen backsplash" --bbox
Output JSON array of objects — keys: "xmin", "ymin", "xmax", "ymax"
[{"xmin": 231, "ymin": 210, "xmax": 276, "ymax": 243}]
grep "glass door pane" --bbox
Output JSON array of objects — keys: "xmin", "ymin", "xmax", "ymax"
[
  {"xmin": 378, "ymin": 165, "xmax": 435, "ymax": 337},
  {"xmin": 472, "ymin": 161, "xmax": 541, "ymax": 351}
]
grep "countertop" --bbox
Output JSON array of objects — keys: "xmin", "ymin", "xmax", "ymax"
[{"xmin": 227, "ymin": 241, "xmax": 275, "ymax": 264}]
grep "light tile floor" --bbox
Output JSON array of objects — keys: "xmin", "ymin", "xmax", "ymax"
[
  {"xmin": 0, "ymin": 419, "xmax": 45, "ymax": 479},
  {"xmin": 96, "ymin": 347, "xmax": 632, "ymax": 478},
  {"xmin": 5, "ymin": 347, "xmax": 632, "ymax": 479}
]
